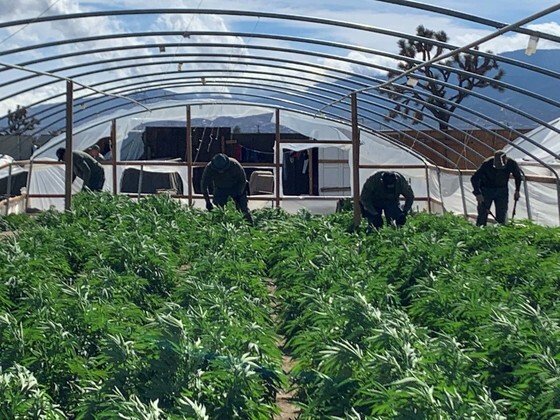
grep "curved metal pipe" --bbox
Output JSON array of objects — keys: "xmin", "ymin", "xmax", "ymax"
[
  {"xmin": 321, "ymin": 2, "xmax": 560, "ymax": 109},
  {"xmin": 10, "ymin": 52, "xmax": 557, "ymax": 162},
  {"xmin": 26, "ymin": 66, "xmax": 493, "ymax": 168},
  {"xmin": 2, "ymin": 35, "xmax": 559, "ymax": 144},
  {"xmin": 18, "ymin": 60, "xmax": 543, "ymax": 172},
  {"xmin": 1, "ymin": 8, "xmax": 558, "ymax": 45},
  {"xmin": 42, "ymin": 78, "xmax": 478, "ymax": 168},
  {"xmin": 2, "ymin": 31, "xmax": 559, "ymax": 113},
  {"xmin": 373, "ymin": 0, "xmax": 560, "ymax": 43},
  {"xmin": 0, "ymin": 35, "xmax": 555, "ymax": 168},
  {"xmin": 34, "ymin": 97, "xmax": 441, "ymax": 171}
]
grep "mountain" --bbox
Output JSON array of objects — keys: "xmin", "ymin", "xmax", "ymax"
[
  {"xmin": 457, "ymin": 49, "xmax": 560, "ymax": 128},
  {"xmin": 312, "ymin": 48, "xmax": 560, "ymax": 131}
]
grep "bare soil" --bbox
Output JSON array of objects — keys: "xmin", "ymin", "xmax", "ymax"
[{"xmin": 267, "ymin": 281, "xmax": 300, "ymax": 420}]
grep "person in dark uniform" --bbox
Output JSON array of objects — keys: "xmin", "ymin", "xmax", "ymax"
[
  {"xmin": 201, "ymin": 153, "xmax": 254, "ymax": 225},
  {"xmin": 360, "ymin": 171, "xmax": 414, "ymax": 229},
  {"xmin": 471, "ymin": 150, "xmax": 522, "ymax": 226},
  {"xmin": 56, "ymin": 147, "xmax": 105, "ymax": 192}
]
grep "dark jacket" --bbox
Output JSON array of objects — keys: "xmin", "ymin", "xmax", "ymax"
[
  {"xmin": 201, "ymin": 157, "xmax": 247, "ymax": 196},
  {"xmin": 471, "ymin": 157, "xmax": 522, "ymax": 196},
  {"xmin": 72, "ymin": 150, "xmax": 105, "ymax": 190},
  {"xmin": 360, "ymin": 171, "xmax": 414, "ymax": 214}
]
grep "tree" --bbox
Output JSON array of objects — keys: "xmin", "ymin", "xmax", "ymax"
[
  {"xmin": 382, "ymin": 25, "xmax": 505, "ymax": 130},
  {"xmin": 1, "ymin": 105, "xmax": 40, "ymax": 135}
]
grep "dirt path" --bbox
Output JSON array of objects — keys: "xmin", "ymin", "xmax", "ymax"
[
  {"xmin": 274, "ymin": 342, "xmax": 299, "ymax": 420},
  {"xmin": 267, "ymin": 281, "xmax": 300, "ymax": 420}
]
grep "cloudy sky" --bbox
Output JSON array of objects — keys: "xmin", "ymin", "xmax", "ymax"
[{"xmin": 0, "ymin": 0, "xmax": 558, "ymax": 116}]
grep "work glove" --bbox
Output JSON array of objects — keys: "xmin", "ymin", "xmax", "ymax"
[
  {"xmin": 475, "ymin": 194, "xmax": 484, "ymax": 205},
  {"xmin": 396, "ymin": 211, "xmax": 407, "ymax": 226},
  {"xmin": 206, "ymin": 201, "xmax": 214, "ymax": 211},
  {"xmin": 514, "ymin": 190, "xmax": 520, "ymax": 201}
]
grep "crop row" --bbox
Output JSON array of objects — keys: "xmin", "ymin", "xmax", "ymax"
[
  {"xmin": 265, "ymin": 212, "xmax": 560, "ymax": 418},
  {"xmin": 0, "ymin": 194, "xmax": 282, "ymax": 419},
  {"xmin": 1, "ymin": 194, "xmax": 559, "ymax": 419}
]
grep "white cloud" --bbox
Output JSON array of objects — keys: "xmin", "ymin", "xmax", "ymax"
[{"xmin": 451, "ymin": 22, "xmax": 560, "ymax": 53}]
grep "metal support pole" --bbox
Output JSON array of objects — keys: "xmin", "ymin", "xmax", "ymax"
[
  {"xmin": 64, "ymin": 81, "xmax": 73, "ymax": 211},
  {"xmin": 111, "ymin": 119, "xmax": 117, "ymax": 194},
  {"xmin": 186, "ymin": 105, "xmax": 193, "ymax": 206},
  {"xmin": 437, "ymin": 168, "xmax": 445, "ymax": 213},
  {"xmin": 458, "ymin": 169, "xmax": 468, "ymax": 218},
  {"xmin": 25, "ymin": 161, "xmax": 33, "ymax": 211},
  {"xmin": 424, "ymin": 165, "xmax": 432, "ymax": 214},
  {"xmin": 4, "ymin": 162, "xmax": 12, "ymax": 215},
  {"xmin": 556, "ymin": 178, "xmax": 560, "ymax": 225},
  {"xmin": 275, "ymin": 108, "xmax": 281, "ymax": 208},
  {"xmin": 522, "ymin": 173, "xmax": 532, "ymax": 220},
  {"xmin": 351, "ymin": 93, "xmax": 361, "ymax": 228},
  {"xmin": 308, "ymin": 149, "xmax": 313, "ymax": 194},
  {"xmin": 137, "ymin": 164, "xmax": 144, "ymax": 199}
]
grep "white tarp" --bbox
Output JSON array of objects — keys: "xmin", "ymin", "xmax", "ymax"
[
  {"xmin": 21, "ymin": 100, "xmax": 425, "ymax": 213},
  {"xmin": 499, "ymin": 117, "xmax": 560, "ymax": 225},
  {"xmin": 277, "ymin": 110, "xmax": 424, "ymax": 166},
  {"xmin": 2, "ymin": 100, "xmax": 557, "ymax": 224},
  {"xmin": 504, "ymin": 117, "xmax": 560, "ymax": 164},
  {"xmin": 0, "ymin": 154, "xmax": 27, "ymax": 178}
]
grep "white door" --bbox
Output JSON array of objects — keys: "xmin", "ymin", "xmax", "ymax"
[{"xmin": 318, "ymin": 147, "xmax": 351, "ymax": 196}]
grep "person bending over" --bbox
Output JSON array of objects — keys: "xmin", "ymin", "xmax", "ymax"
[
  {"xmin": 360, "ymin": 171, "xmax": 414, "ymax": 229},
  {"xmin": 201, "ymin": 153, "xmax": 254, "ymax": 225},
  {"xmin": 56, "ymin": 147, "xmax": 105, "ymax": 192}
]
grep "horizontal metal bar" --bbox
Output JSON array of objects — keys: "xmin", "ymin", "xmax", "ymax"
[{"xmin": 279, "ymin": 139, "xmax": 353, "ymax": 144}]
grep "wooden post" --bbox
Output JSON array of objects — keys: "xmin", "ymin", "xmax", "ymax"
[
  {"xmin": 4, "ymin": 163, "xmax": 12, "ymax": 215},
  {"xmin": 308, "ymin": 149, "xmax": 313, "ymax": 195},
  {"xmin": 186, "ymin": 106, "xmax": 193, "ymax": 206},
  {"xmin": 111, "ymin": 119, "xmax": 117, "ymax": 194},
  {"xmin": 425, "ymin": 165, "xmax": 432, "ymax": 213},
  {"xmin": 458, "ymin": 169, "xmax": 468, "ymax": 218},
  {"xmin": 351, "ymin": 93, "xmax": 361, "ymax": 228},
  {"xmin": 275, "ymin": 108, "xmax": 281, "ymax": 208},
  {"xmin": 137, "ymin": 164, "xmax": 144, "ymax": 199},
  {"xmin": 556, "ymin": 177, "xmax": 560, "ymax": 225},
  {"xmin": 64, "ymin": 81, "xmax": 74, "ymax": 211}
]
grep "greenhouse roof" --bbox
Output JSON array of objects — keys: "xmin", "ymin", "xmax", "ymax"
[{"xmin": 0, "ymin": 2, "xmax": 558, "ymax": 170}]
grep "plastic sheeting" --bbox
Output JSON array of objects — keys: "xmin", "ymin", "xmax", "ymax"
[
  {"xmin": 2, "ymin": 100, "xmax": 558, "ymax": 225},
  {"xmin": 24, "ymin": 100, "xmax": 426, "ymax": 209},
  {"xmin": 0, "ymin": 155, "xmax": 26, "ymax": 178},
  {"xmin": 277, "ymin": 110, "xmax": 424, "ymax": 166},
  {"xmin": 499, "ymin": 118, "xmax": 560, "ymax": 225},
  {"xmin": 505, "ymin": 117, "xmax": 560, "ymax": 163},
  {"xmin": 32, "ymin": 101, "xmax": 276, "ymax": 161}
]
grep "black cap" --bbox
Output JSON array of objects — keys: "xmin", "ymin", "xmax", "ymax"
[
  {"xmin": 211, "ymin": 153, "xmax": 230, "ymax": 171},
  {"xmin": 56, "ymin": 148, "xmax": 65, "ymax": 162}
]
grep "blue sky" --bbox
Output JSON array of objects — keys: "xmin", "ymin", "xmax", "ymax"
[{"xmin": 0, "ymin": 0, "xmax": 558, "ymax": 115}]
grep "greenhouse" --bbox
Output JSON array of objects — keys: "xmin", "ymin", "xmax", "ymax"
[
  {"xmin": 0, "ymin": 2, "xmax": 560, "ymax": 419},
  {"xmin": 0, "ymin": 4, "xmax": 558, "ymax": 224}
]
